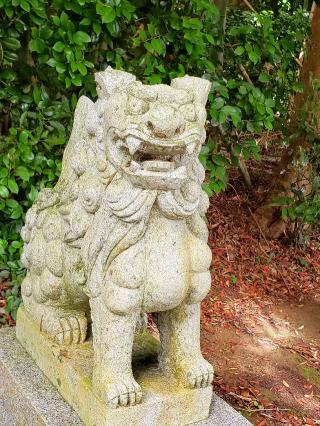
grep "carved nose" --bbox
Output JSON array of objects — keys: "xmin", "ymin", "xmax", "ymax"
[{"xmin": 146, "ymin": 104, "xmax": 185, "ymax": 138}]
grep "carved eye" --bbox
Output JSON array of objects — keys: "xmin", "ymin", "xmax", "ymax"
[
  {"xmin": 127, "ymin": 96, "xmax": 149, "ymax": 115},
  {"xmin": 180, "ymin": 104, "xmax": 196, "ymax": 122}
]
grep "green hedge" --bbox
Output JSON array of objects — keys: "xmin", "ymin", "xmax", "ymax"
[{"xmin": 0, "ymin": 0, "xmax": 309, "ymax": 319}]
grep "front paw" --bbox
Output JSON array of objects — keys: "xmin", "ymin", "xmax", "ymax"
[
  {"xmin": 104, "ymin": 377, "xmax": 143, "ymax": 408},
  {"xmin": 175, "ymin": 357, "xmax": 214, "ymax": 389}
]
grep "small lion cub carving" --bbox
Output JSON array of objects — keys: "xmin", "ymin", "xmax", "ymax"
[{"xmin": 20, "ymin": 67, "xmax": 214, "ymax": 407}]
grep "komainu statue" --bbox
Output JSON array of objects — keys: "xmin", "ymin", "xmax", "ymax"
[{"xmin": 20, "ymin": 67, "xmax": 214, "ymax": 408}]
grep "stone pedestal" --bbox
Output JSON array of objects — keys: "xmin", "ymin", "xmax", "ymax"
[
  {"xmin": 0, "ymin": 324, "xmax": 252, "ymax": 426},
  {"xmin": 14, "ymin": 307, "xmax": 212, "ymax": 426}
]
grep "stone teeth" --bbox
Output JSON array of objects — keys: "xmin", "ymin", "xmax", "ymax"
[
  {"xmin": 126, "ymin": 136, "xmax": 142, "ymax": 155},
  {"xmin": 186, "ymin": 142, "xmax": 196, "ymax": 154},
  {"xmin": 130, "ymin": 161, "xmax": 141, "ymax": 172}
]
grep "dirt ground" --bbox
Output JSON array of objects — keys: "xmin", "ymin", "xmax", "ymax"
[{"xmin": 201, "ymin": 164, "xmax": 320, "ymax": 425}]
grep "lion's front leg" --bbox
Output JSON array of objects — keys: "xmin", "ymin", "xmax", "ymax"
[
  {"xmin": 90, "ymin": 293, "xmax": 142, "ymax": 408},
  {"xmin": 156, "ymin": 302, "xmax": 214, "ymax": 389}
]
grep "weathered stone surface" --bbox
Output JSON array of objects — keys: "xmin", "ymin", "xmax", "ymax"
[
  {"xmin": 18, "ymin": 66, "xmax": 214, "ymax": 411},
  {"xmin": 1, "ymin": 327, "xmax": 252, "ymax": 426},
  {"xmin": 16, "ymin": 307, "xmax": 212, "ymax": 426},
  {"xmin": 0, "ymin": 327, "xmax": 83, "ymax": 426}
]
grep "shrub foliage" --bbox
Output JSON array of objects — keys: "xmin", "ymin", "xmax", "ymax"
[{"xmin": 0, "ymin": 0, "xmax": 310, "ymax": 319}]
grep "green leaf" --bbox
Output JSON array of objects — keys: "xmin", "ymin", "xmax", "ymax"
[
  {"xmin": 202, "ymin": 183, "xmax": 213, "ymax": 197},
  {"xmin": 0, "ymin": 168, "xmax": 8, "ymax": 178},
  {"xmin": 0, "ymin": 185, "xmax": 9, "ymax": 198},
  {"xmin": 206, "ymin": 34, "xmax": 215, "ymax": 44},
  {"xmin": 258, "ymin": 72, "xmax": 269, "ymax": 83},
  {"xmin": 232, "ymin": 144, "xmax": 242, "ymax": 156},
  {"xmin": 19, "ymin": 130, "xmax": 28, "ymax": 144},
  {"xmin": 93, "ymin": 22, "xmax": 102, "ymax": 35},
  {"xmin": 47, "ymin": 58, "xmax": 56, "ymax": 67},
  {"xmin": 182, "ymin": 17, "xmax": 203, "ymax": 30},
  {"xmin": 221, "ymin": 105, "xmax": 241, "ymax": 116},
  {"xmin": 20, "ymin": 0, "xmax": 30, "ymax": 12},
  {"xmin": 29, "ymin": 39, "xmax": 46, "ymax": 53},
  {"xmin": 33, "ymin": 86, "xmax": 41, "ymax": 105},
  {"xmin": 148, "ymin": 74, "xmax": 162, "ymax": 84},
  {"xmin": 15, "ymin": 166, "xmax": 30, "ymax": 181},
  {"xmin": 52, "ymin": 15, "xmax": 60, "ymax": 26},
  {"xmin": 72, "ymin": 75, "xmax": 82, "ymax": 86},
  {"xmin": 53, "ymin": 41, "xmax": 65, "ymax": 52},
  {"xmin": 28, "ymin": 185, "xmax": 38, "ymax": 202},
  {"xmin": 151, "ymin": 39, "xmax": 164, "ymax": 55},
  {"xmin": 292, "ymin": 82, "xmax": 304, "ymax": 93},
  {"xmin": 80, "ymin": 18, "xmax": 91, "ymax": 26},
  {"xmin": 245, "ymin": 42, "xmax": 252, "ymax": 53},
  {"xmin": 219, "ymin": 111, "xmax": 227, "ymax": 124},
  {"xmin": 2, "ymin": 37, "xmax": 21, "ymax": 51},
  {"xmin": 212, "ymin": 154, "xmax": 228, "ymax": 166},
  {"xmin": 227, "ymin": 79, "xmax": 237, "ymax": 89},
  {"xmin": 211, "ymin": 97, "xmax": 224, "ymax": 111},
  {"xmin": 8, "ymin": 178, "xmax": 19, "ymax": 194},
  {"xmin": 40, "ymin": 27, "xmax": 53, "ymax": 40},
  {"xmin": 77, "ymin": 63, "xmax": 87, "ymax": 76},
  {"xmin": 55, "ymin": 62, "xmax": 66, "ymax": 73},
  {"xmin": 264, "ymin": 120, "xmax": 273, "ymax": 130},
  {"xmin": 96, "ymin": 4, "xmax": 116, "ymax": 24},
  {"xmin": 10, "ymin": 205, "xmax": 23, "ymax": 219},
  {"xmin": 234, "ymin": 46, "xmax": 244, "ymax": 56},
  {"xmin": 248, "ymin": 51, "xmax": 259, "ymax": 64},
  {"xmin": 265, "ymin": 98, "xmax": 275, "ymax": 108},
  {"xmin": 73, "ymin": 31, "xmax": 91, "ymax": 45}
]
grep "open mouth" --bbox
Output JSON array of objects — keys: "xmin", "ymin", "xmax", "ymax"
[
  {"xmin": 114, "ymin": 128, "xmax": 199, "ymax": 168},
  {"xmin": 108, "ymin": 128, "xmax": 201, "ymax": 190}
]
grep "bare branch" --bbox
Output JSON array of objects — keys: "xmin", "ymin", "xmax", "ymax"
[
  {"xmin": 238, "ymin": 63, "xmax": 254, "ymax": 85},
  {"xmin": 242, "ymin": 0, "xmax": 256, "ymax": 12}
]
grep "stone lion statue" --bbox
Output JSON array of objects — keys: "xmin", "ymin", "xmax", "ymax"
[{"xmin": 20, "ymin": 67, "xmax": 213, "ymax": 408}]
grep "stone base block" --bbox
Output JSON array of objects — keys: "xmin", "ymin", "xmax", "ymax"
[
  {"xmin": 0, "ymin": 323, "xmax": 252, "ymax": 426},
  {"xmin": 15, "ymin": 307, "xmax": 214, "ymax": 426}
]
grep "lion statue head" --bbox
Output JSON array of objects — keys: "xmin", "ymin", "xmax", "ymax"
[{"xmin": 92, "ymin": 67, "xmax": 210, "ymax": 195}]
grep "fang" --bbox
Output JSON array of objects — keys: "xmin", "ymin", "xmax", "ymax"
[
  {"xmin": 126, "ymin": 136, "xmax": 142, "ymax": 155},
  {"xmin": 186, "ymin": 142, "xmax": 196, "ymax": 154}
]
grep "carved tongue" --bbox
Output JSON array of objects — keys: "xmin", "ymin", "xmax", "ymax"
[
  {"xmin": 142, "ymin": 160, "xmax": 174, "ymax": 172},
  {"xmin": 126, "ymin": 136, "xmax": 142, "ymax": 155}
]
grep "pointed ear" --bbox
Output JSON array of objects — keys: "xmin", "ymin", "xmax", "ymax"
[
  {"xmin": 171, "ymin": 75, "xmax": 211, "ymax": 105},
  {"xmin": 95, "ymin": 66, "xmax": 136, "ymax": 98}
]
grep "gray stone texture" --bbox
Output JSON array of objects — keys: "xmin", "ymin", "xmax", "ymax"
[
  {"xmin": 0, "ymin": 327, "xmax": 82, "ymax": 426},
  {"xmin": 0, "ymin": 328, "xmax": 252, "ymax": 425},
  {"xmin": 18, "ymin": 67, "xmax": 214, "ymax": 409}
]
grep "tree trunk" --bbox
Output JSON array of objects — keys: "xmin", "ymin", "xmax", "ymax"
[
  {"xmin": 214, "ymin": 0, "xmax": 228, "ymax": 65},
  {"xmin": 254, "ymin": 2, "xmax": 320, "ymax": 239}
]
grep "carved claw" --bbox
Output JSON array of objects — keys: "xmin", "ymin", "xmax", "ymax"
[
  {"xmin": 176, "ymin": 358, "xmax": 214, "ymax": 389},
  {"xmin": 40, "ymin": 311, "xmax": 87, "ymax": 345},
  {"xmin": 105, "ymin": 379, "xmax": 142, "ymax": 408}
]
